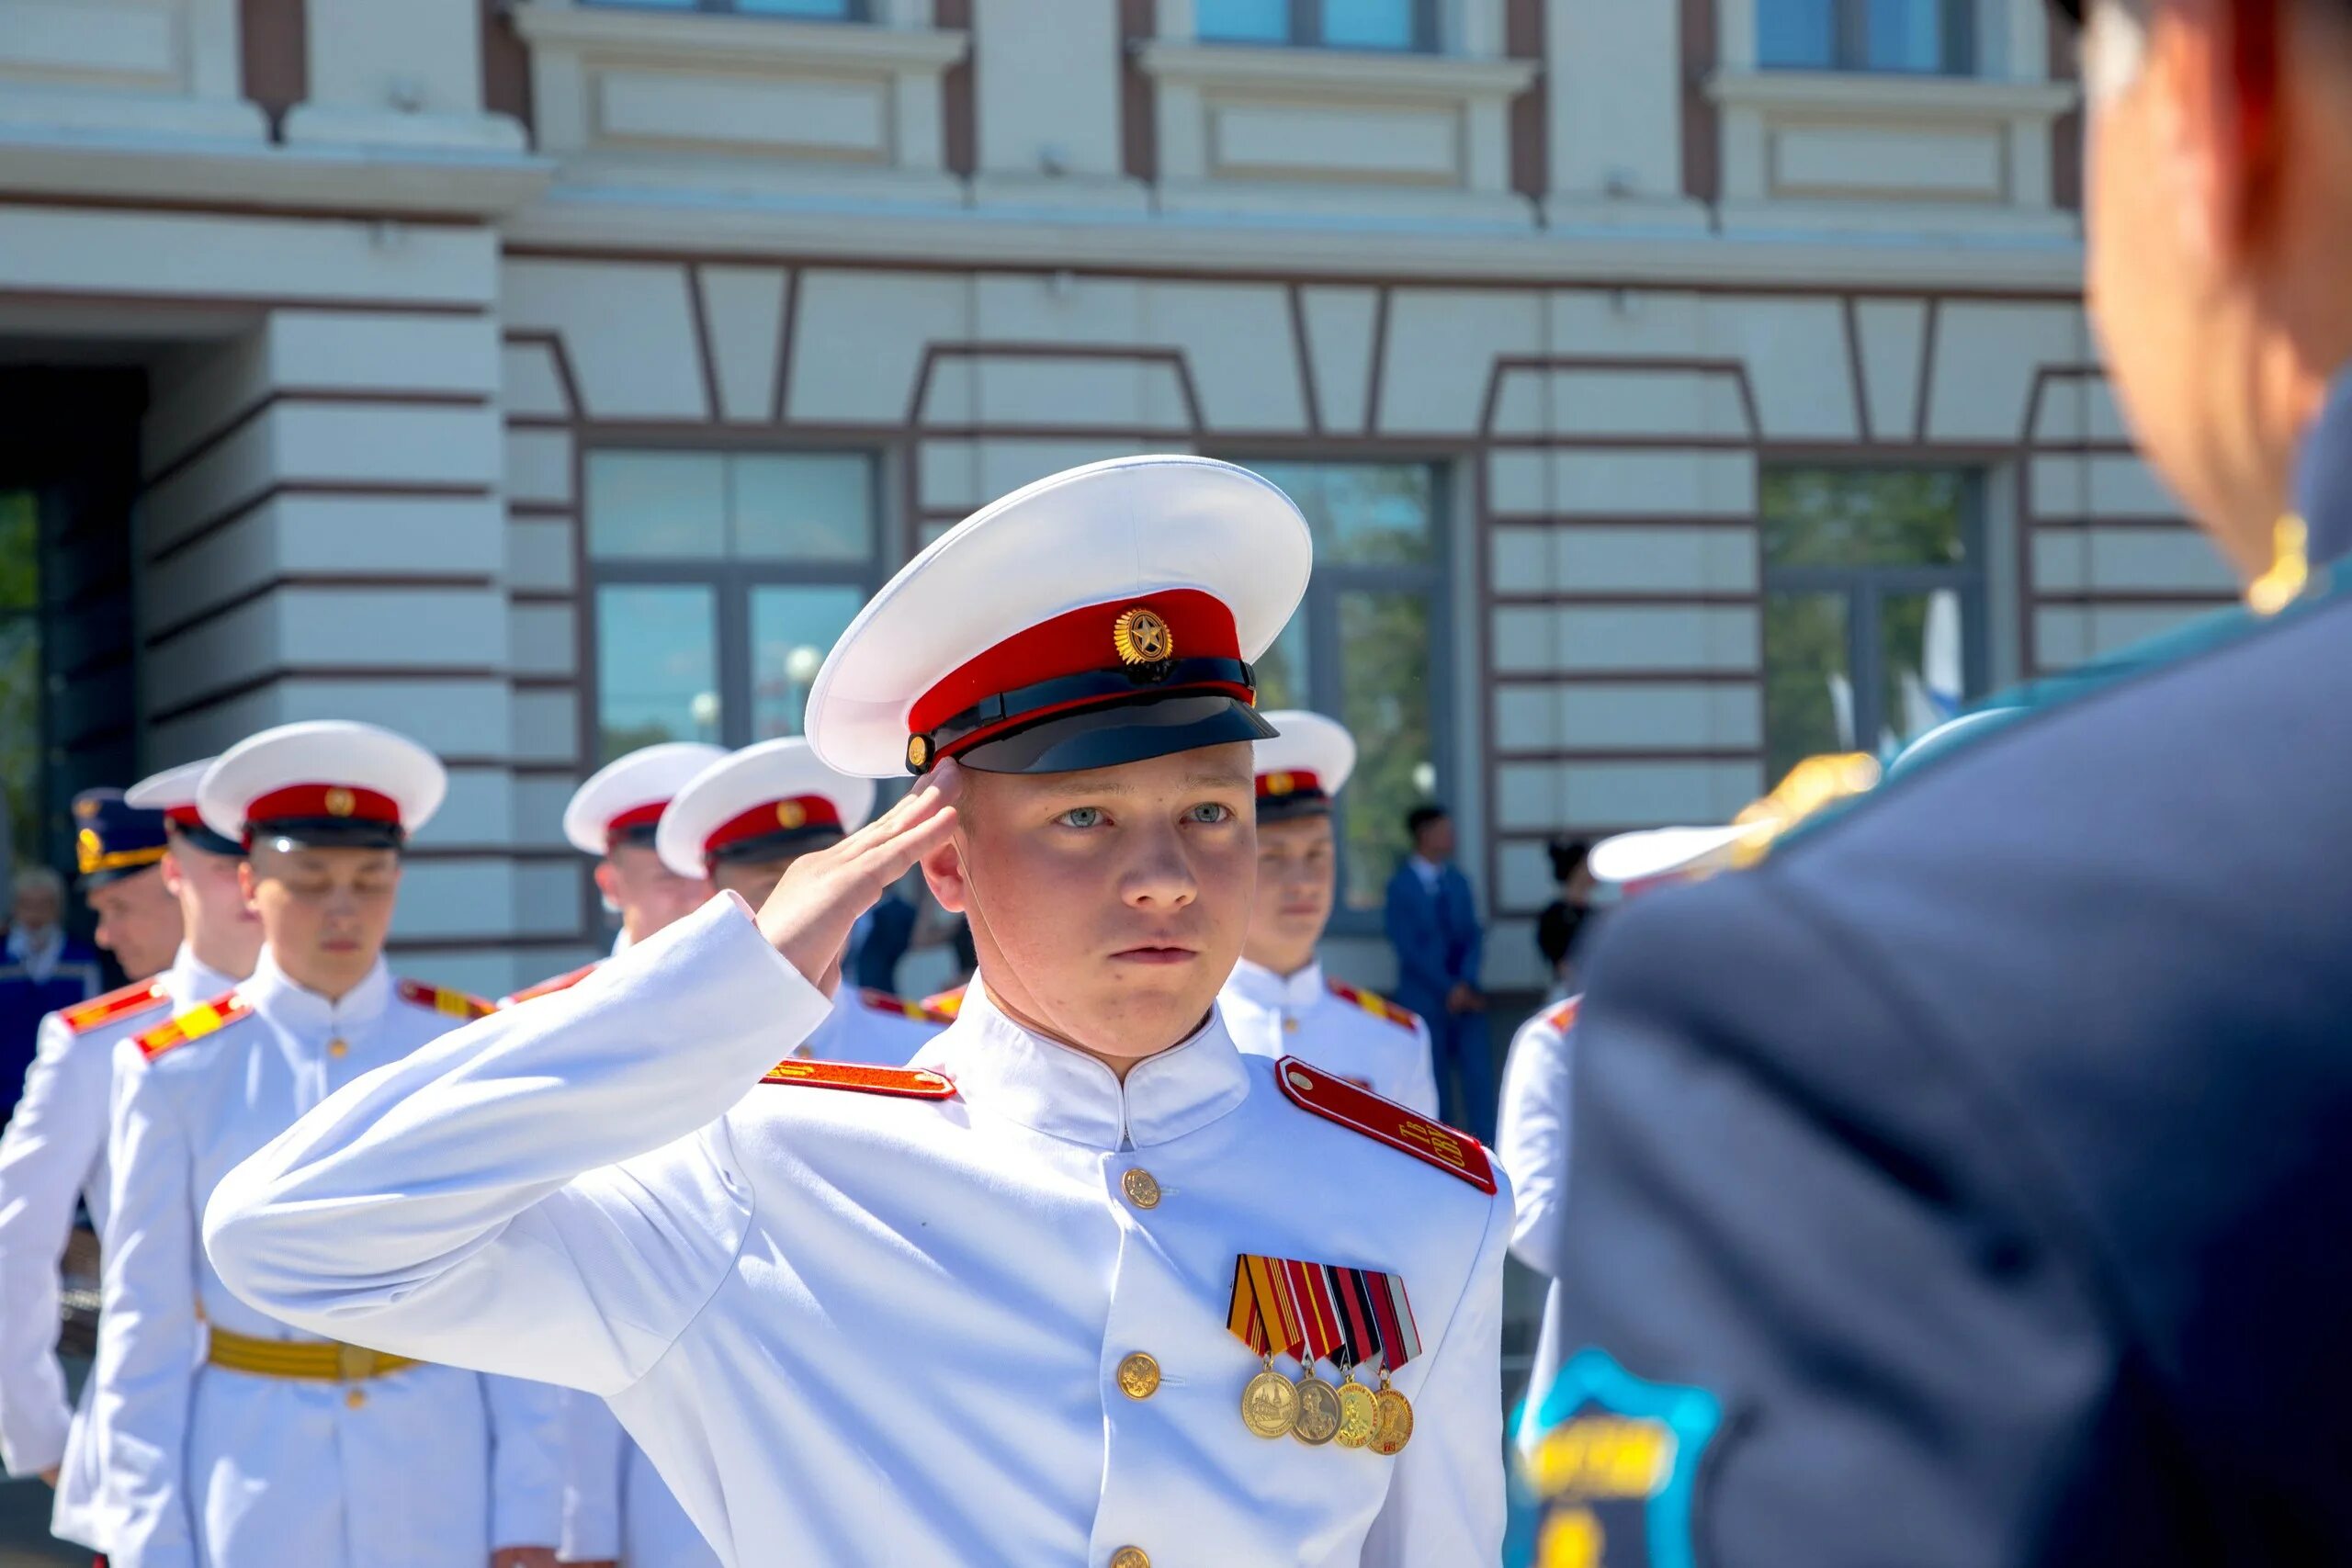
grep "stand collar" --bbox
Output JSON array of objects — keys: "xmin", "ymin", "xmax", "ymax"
[{"xmin": 910, "ymin": 976, "xmax": 1251, "ymax": 1150}]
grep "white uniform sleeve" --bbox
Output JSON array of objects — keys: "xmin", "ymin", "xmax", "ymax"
[
  {"xmin": 487, "ymin": 1371, "xmax": 568, "ymax": 1551},
  {"xmin": 556, "ymin": 1389, "xmax": 626, "ymax": 1563},
  {"xmin": 1360, "ymin": 1173, "xmax": 1511, "ymax": 1567},
  {"xmin": 0, "ymin": 1014, "xmax": 107, "ymax": 1477},
  {"xmin": 202, "ymin": 897, "xmax": 831, "ymax": 1397},
  {"xmin": 96, "ymin": 1043, "xmax": 200, "ymax": 1568},
  {"xmin": 1497, "ymin": 1020, "xmax": 1572, "ymax": 1277},
  {"xmin": 1400, "ymin": 1014, "xmax": 1441, "ymax": 1121}
]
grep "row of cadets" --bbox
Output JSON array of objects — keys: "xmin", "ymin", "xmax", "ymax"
[
  {"xmin": 202, "ymin": 454, "xmax": 1513, "ymax": 1566},
  {"xmin": 99, "ymin": 720, "xmax": 567, "ymax": 1568},
  {"xmin": 1218, "ymin": 711, "xmax": 1440, "ymax": 1117},
  {"xmin": 0, "ymin": 777, "xmax": 260, "ymax": 1557}
]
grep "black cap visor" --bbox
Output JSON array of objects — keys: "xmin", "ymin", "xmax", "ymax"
[
  {"xmin": 956, "ymin": 691, "xmax": 1276, "ymax": 775},
  {"xmin": 708, "ymin": 823, "xmax": 844, "ymax": 867},
  {"xmin": 166, "ymin": 820, "xmax": 246, "ymax": 860},
  {"xmin": 249, "ymin": 818, "xmax": 408, "ymax": 852},
  {"xmin": 1255, "ymin": 789, "xmax": 1334, "ymax": 825}
]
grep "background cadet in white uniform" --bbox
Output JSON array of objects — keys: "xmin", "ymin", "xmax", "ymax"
[
  {"xmin": 204, "ymin": 456, "xmax": 1511, "ymax": 1568},
  {"xmin": 1217, "ymin": 712, "xmax": 1440, "ymax": 1118},
  {"xmin": 657, "ymin": 737, "xmax": 948, "ymax": 1069},
  {"xmin": 495, "ymin": 743, "xmax": 718, "ymax": 1568},
  {"xmin": 96, "ymin": 720, "xmax": 566, "ymax": 1568},
  {"xmin": 0, "ymin": 777, "xmax": 261, "ymax": 1557},
  {"xmin": 1494, "ymin": 820, "xmax": 1751, "ymax": 1279}
]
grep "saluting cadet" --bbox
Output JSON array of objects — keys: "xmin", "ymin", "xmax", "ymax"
[
  {"xmin": 204, "ymin": 455, "xmax": 1512, "ymax": 1567},
  {"xmin": 0, "ymin": 782, "xmax": 258, "ymax": 1556},
  {"xmin": 498, "ymin": 743, "xmax": 719, "ymax": 1568},
  {"xmin": 97, "ymin": 720, "xmax": 564, "ymax": 1568},
  {"xmin": 655, "ymin": 736, "xmax": 950, "ymax": 1067},
  {"xmin": 1218, "ymin": 711, "xmax": 1439, "ymax": 1117},
  {"xmin": 1513, "ymin": 0, "xmax": 2352, "ymax": 1561}
]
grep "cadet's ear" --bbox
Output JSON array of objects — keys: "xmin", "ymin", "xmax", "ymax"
[
  {"xmin": 236, "ymin": 858, "xmax": 258, "ymax": 911},
  {"xmin": 920, "ymin": 836, "xmax": 968, "ymax": 916}
]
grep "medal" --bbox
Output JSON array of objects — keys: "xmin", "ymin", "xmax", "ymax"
[
  {"xmin": 1229, "ymin": 1257, "xmax": 1311, "ymax": 1440},
  {"xmin": 1342, "ymin": 1262, "xmax": 1423, "ymax": 1458},
  {"xmin": 1369, "ymin": 1384, "xmax": 1416, "ymax": 1456},
  {"xmin": 1293, "ymin": 1371, "xmax": 1343, "ymax": 1445},
  {"xmin": 1336, "ymin": 1381, "xmax": 1379, "ymax": 1449},
  {"xmin": 1317, "ymin": 1263, "xmax": 1379, "ymax": 1450}
]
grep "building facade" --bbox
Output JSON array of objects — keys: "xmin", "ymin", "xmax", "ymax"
[{"xmin": 0, "ymin": 0, "xmax": 2205, "ymax": 998}]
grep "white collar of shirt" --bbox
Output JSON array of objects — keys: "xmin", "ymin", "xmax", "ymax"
[
  {"xmin": 1227, "ymin": 956, "xmax": 1325, "ymax": 1015},
  {"xmin": 909, "ymin": 975, "xmax": 1251, "ymax": 1151},
  {"xmin": 164, "ymin": 943, "xmax": 240, "ymax": 1008},
  {"xmin": 241, "ymin": 946, "xmax": 393, "ymax": 1042},
  {"xmin": 6, "ymin": 925, "xmax": 63, "ymax": 980},
  {"xmin": 1408, "ymin": 856, "xmax": 1443, "ymax": 893},
  {"xmin": 609, "ymin": 928, "xmax": 633, "ymax": 959}
]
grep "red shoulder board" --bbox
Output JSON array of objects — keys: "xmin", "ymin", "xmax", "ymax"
[
  {"xmin": 1275, "ymin": 1055, "xmax": 1495, "ymax": 1194},
  {"xmin": 759, "ymin": 1059, "xmax": 958, "ymax": 1099},
  {"xmin": 498, "ymin": 963, "xmax": 598, "ymax": 1010},
  {"xmin": 61, "ymin": 977, "xmax": 172, "ymax": 1035},
  {"xmin": 397, "ymin": 978, "xmax": 495, "ymax": 1020},
  {"xmin": 1325, "ymin": 981, "xmax": 1421, "ymax": 1033},
  {"xmin": 920, "ymin": 985, "xmax": 967, "ymax": 1020},
  {"xmin": 860, "ymin": 987, "xmax": 955, "ymax": 1025},
  {"xmin": 1539, "ymin": 995, "xmax": 1581, "ymax": 1032},
  {"xmin": 133, "ymin": 991, "xmax": 253, "ymax": 1061}
]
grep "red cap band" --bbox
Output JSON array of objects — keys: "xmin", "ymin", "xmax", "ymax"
[
  {"xmin": 704, "ymin": 795, "xmax": 842, "ymax": 861},
  {"xmin": 1257, "ymin": 770, "xmax": 1323, "ymax": 799},
  {"xmin": 164, "ymin": 805, "xmax": 204, "ymax": 828},
  {"xmin": 245, "ymin": 784, "xmax": 401, "ymax": 829},
  {"xmin": 604, "ymin": 800, "xmax": 668, "ymax": 848},
  {"xmin": 908, "ymin": 589, "xmax": 1241, "ymax": 738}
]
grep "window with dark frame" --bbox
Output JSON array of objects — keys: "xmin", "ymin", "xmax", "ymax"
[
  {"xmin": 1759, "ymin": 468, "xmax": 1987, "ymax": 786},
  {"xmin": 584, "ymin": 449, "xmax": 883, "ymax": 762},
  {"xmin": 1231, "ymin": 460, "xmax": 1451, "ymax": 927},
  {"xmin": 1757, "ymin": 0, "xmax": 1975, "ymax": 73},
  {"xmin": 1195, "ymin": 0, "xmax": 1438, "ymax": 52}
]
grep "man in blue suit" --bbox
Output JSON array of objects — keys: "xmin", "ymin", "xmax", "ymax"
[
  {"xmin": 1517, "ymin": 2, "xmax": 2352, "ymax": 1564},
  {"xmin": 1383, "ymin": 805, "xmax": 1491, "ymax": 1141}
]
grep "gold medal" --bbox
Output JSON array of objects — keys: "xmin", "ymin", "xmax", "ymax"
[
  {"xmin": 1334, "ymin": 1379, "xmax": 1378, "ymax": 1450},
  {"xmin": 1292, "ymin": 1371, "xmax": 1342, "ymax": 1446},
  {"xmin": 1368, "ymin": 1384, "xmax": 1416, "ymax": 1457},
  {"xmin": 1241, "ymin": 1366, "xmax": 1301, "ymax": 1439}
]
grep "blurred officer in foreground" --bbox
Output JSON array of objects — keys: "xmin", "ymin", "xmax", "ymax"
[
  {"xmin": 99, "ymin": 721, "xmax": 563, "ymax": 1568},
  {"xmin": 1520, "ymin": 0, "xmax": 2352, "ymax": 1562},
  {"xmin": 1220, "ymin": 710, "xmax": 1440, "ymax": 1116},
  {"xmin": 202, "ymin": 457, "xmax": 1510, "ymax": 1566},
  {"xmin": 0, "ymin": 774, "xmax": 260, "ymax": 1557}
]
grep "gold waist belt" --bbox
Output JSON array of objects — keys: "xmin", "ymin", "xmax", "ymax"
[{"xmin": 205, "ymin": 1325, "xmax": 421, "ymax": 1382}]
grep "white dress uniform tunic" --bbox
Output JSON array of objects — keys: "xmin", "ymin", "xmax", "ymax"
[
  {"xmin": 96, "ymin": 721, "xmax": 564, "ymax": 1568},
  {"xmin": 1220, "ymin": 961, "xmax": 1438, "ymax": 1119},
  {"xmin": 206, "ymin": 457, "xmax": 1510, "ymax": 1567},
  {"xmin": 1495, "ymin": 997, "xmax": 1577, "ymax": 1278},
  {"xmin": 102, "ymin": 955, "xmax": 567, "ymax": 1568},
  {"xmin": 204, "ymin": 898, "xmax": 1510, "ymax": 1567},
  {"xmin": 0, "ymin": 944, "xmax": 234, "ymax": 1550}
]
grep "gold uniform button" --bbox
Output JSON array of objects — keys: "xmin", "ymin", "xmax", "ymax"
[
  {"xmin": 1120, "ymin": 1168, "xmax": 1160, "ymax": 1210},
  {"xmin": 326, "ymin": 1039, "xmax": 348, "ymax": 1059},
  {"xmin": 1282, "ymin": 1017, "xmax": 1299, "ymax": 1033},
  {"xmin": 1115, "ymin": 1351, "xmax": 1160, "ymax": 1400},
  {"xmin": 344, "ymin": 1388, "xmax": 366, "ymax": 1410},
  {"xmin": 1110, "ymin": 1550, "xmax": 1149, "ymax": 1568}
]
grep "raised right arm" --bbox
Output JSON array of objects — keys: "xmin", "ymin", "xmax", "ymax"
[{"xmin": 203, "ymin": 898, "xmax": 829, "ymax": 1396}]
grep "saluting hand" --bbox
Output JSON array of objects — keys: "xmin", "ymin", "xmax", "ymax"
[{"xmin": 753, "ymin": 760, "xmax": 964, "ymax": 990}]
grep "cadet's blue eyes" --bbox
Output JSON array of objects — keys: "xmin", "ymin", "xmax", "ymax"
[
  {"xmin": 1188, "ymin": 804, "xmax": 1235, "ymax": 825},
  {"xmin": 1057, "ymin": 807, "xmax": 1103, "ymax": 829},
  {"xmin": 1054, "ymin": 803, "xmax": 1235, "ymax": 829}
]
